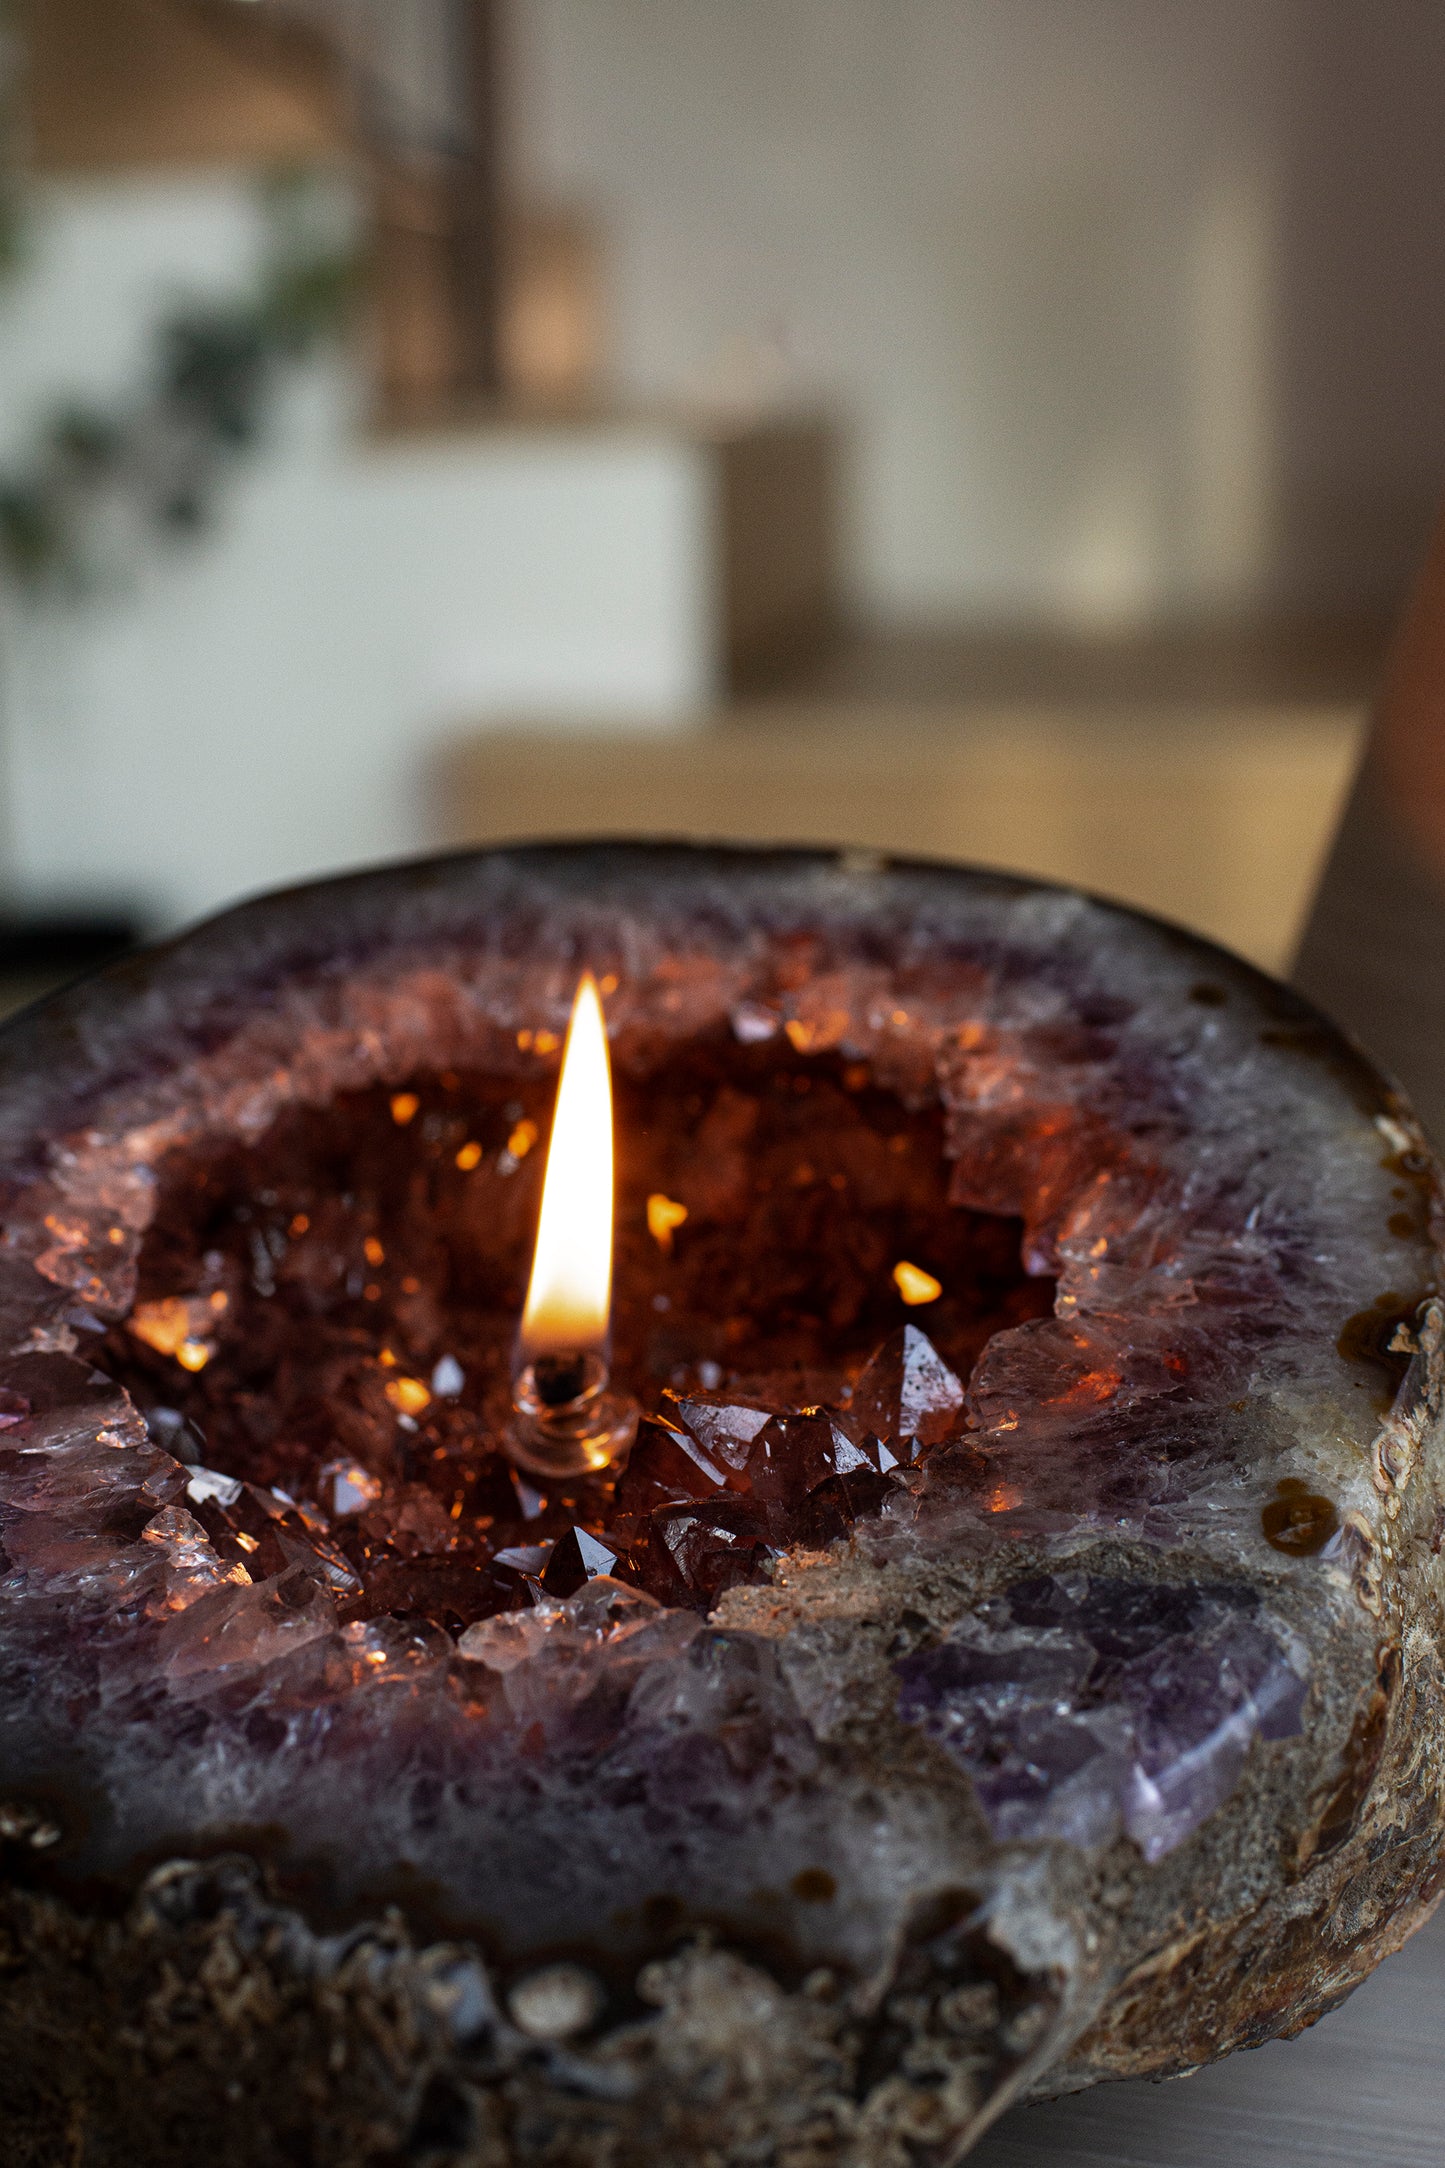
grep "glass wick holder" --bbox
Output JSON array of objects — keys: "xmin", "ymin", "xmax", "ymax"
[{"xmin": 507, "ymin": 1344, "xmax": 638, "ymax": 1479}]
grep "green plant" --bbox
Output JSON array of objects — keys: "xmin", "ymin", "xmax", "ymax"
[{"xmin": 0, "ymin": 168, "xmax": 361, "ymax": 593}]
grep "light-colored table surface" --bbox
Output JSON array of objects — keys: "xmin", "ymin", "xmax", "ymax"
[
  {"xmin": 976, "ymin": 1905, "xmax": 1445, "ymax": 2166},
  {"xmin": 446, "ymin": 707, "xmax": 1362, "ymax": 978}
]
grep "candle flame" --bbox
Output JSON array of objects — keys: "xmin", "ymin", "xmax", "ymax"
[{"xmin": 521, "ymin": 973, "xmax": 615, "ymax": 1355}]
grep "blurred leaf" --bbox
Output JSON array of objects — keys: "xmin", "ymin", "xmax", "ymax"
[
  {"xmin": 260, "ymin": 249, "xmax": 363, "ymax": 355},
  {"xmin": 161, "ymin": 311, "xmax": 270, "ymax": 442},
  {"xmin": 0, "ymin": 485, "xmax": 67, "ymax": 582},
  {"xmin": 51, "ymin": 405, "xmax": 124, "ymax": 475},
  {"xmin": 157, "ymin": 489, "xmax": 208, "ymax": 535},
  {"xmin": 0, "ymin": 164, "xmax": 358, "ymax": 598}
]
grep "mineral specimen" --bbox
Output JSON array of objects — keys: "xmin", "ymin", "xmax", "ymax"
[
  {"xmin": 896, "ymin": 1574, "xmax": 1308, "ymax": 1860},
  {"xmin": 0, "ymin": 843, "xmax": 1440, "ymax": 2168}
]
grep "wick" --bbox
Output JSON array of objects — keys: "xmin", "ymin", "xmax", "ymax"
[
  {"xmin": 507, "ymin": 1345, "xmax": 637, "ymax": 1479},
  {"xmin": 531, "ymin": 1351, "xmax": 591, "ymax": 1408}
]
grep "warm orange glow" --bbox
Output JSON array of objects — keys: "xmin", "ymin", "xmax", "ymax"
[
  {"xmin": 647, "ymin": 1193, "xmax": 688, "ymax": 1252},
  {"xmin": 521, "ymin": 973, "xmax": 615, "ymax": 1355},
  {"xmin": 893, "ymin": 1260, "xmax": 943, "ymax": 1305},
  {"xmin": 129, "ymin": 1292, "xmax": 226, "ymax": 1367},
  {"xmin": 455, "ymin": 1140, "xmax": 483, "ymax": 1171},
  {"xmin": 390, "ymin": 1092, "xmax": 419, "ymax": 1126},
  {"xmin": 507, "ymin": 1118, "xmax": 538, "ymax": 1160},
  {"xmin": 385, "ymin": 1375, "xmax": 432, "ymax": 1415}
]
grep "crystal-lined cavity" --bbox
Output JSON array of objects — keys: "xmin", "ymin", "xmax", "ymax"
[{"xmin": 0, "ymin": 844, "xmax": 1435, "ymax": 2168}]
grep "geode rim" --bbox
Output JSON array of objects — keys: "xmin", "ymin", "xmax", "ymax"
[{"xmin": 0, "ymin": 840, "xmax": 1441, "ymax": 2168}]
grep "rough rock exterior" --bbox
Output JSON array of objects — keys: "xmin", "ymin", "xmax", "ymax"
[{"xmin": 0, "ymin": 843, "xmax": 1441, "ymax": 2166}]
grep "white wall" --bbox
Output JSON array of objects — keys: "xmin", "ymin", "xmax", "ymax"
[
  {"xmin": 0, "ymin": 177, "xmax": 716, "ymax": 927},
  {"xmin": 515, "ymin": 0, "xmax": 1445, "ymax": 626},
  {"xmin": 5, "ymin": 9, "xmax": 1442, "ymax": 923}
]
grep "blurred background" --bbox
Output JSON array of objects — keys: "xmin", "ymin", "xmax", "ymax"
[{"xmin": 1, "ymin": 0, "xmax": 1442, "ymax": 1004}]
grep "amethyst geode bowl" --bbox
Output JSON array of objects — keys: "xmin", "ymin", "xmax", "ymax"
[{"xmin": 0, "ymin": 842, "xmax": 1442, "ymax": 2168}]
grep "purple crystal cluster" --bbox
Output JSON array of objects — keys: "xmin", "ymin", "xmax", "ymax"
[
  {"xmin": 74, "ymin": 1034, "xmax": 1049, "ymax": 1639},
  {"xmin": 580, "ymin": 1322, "xmax": 958, "ymax": 1608},
  {"xmin": 98, "ymin": 1324, "xmax": 960, "ymax": 1627},
  {"xmin": 896, "ymin": 1574, "xmax": 1307, "ymax": 1860},
  {"xmin": 0, "ymin": 844, "xmax": 1431, "ymax": 2099}
]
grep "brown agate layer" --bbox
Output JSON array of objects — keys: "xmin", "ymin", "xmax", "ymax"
[{"xmin": 0, "ymin": 843, "xmax": 1440, "ymax": 2167}]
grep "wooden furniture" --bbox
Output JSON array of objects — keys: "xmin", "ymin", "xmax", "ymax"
[
  {"xmin": 23, "ymin": 0, "xmax": 347, "ymax": 170},
  {"xmin": 443, "ymin": 706, "xmax": 1362, "ymax": 978},
  {"xmin": 715, "ymin": 419, "xmax": 840, "ymax": 690}
]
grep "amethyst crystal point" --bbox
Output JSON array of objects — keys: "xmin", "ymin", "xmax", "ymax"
[
  {"xmin": 643, "ymin": 1493, "xmax": 779, "ymax": 1607},
  {"xmin": 539, "ymin": 1524, "xmax": 621, "ymax": 1597},
  {"xmin": 795, "ymin": 1466, "xmax": 903, "ymax": 1549},
  {"xmin": 672, "ymin": 1396, "xmax": 772, "ymax": 1473},
  {"xmin": 850, "ymin": 1322, "xmax": 965, "ymax": 1455},
  {"xmin": 896, "ymin": 1575, "xmax": 1308, "ymax": 1861},
  {"xmin": 0, "ymin": 841, "xmax": 1442, "ymax": 2168},
  {"xmin": 610, "ymin": 1412, "xmax": 726, "ymax": 1529},
  {"xmin": 741, "ymin": 1410, "xmax": 873, "ymax": 1505},
  {"xmin": 185, "ymin": 1474, "xmax": 361, "ymax": 1596},
  {"xmin": 316, "ymin": 1456, "xmax": 382, "ymax": 1516}
]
